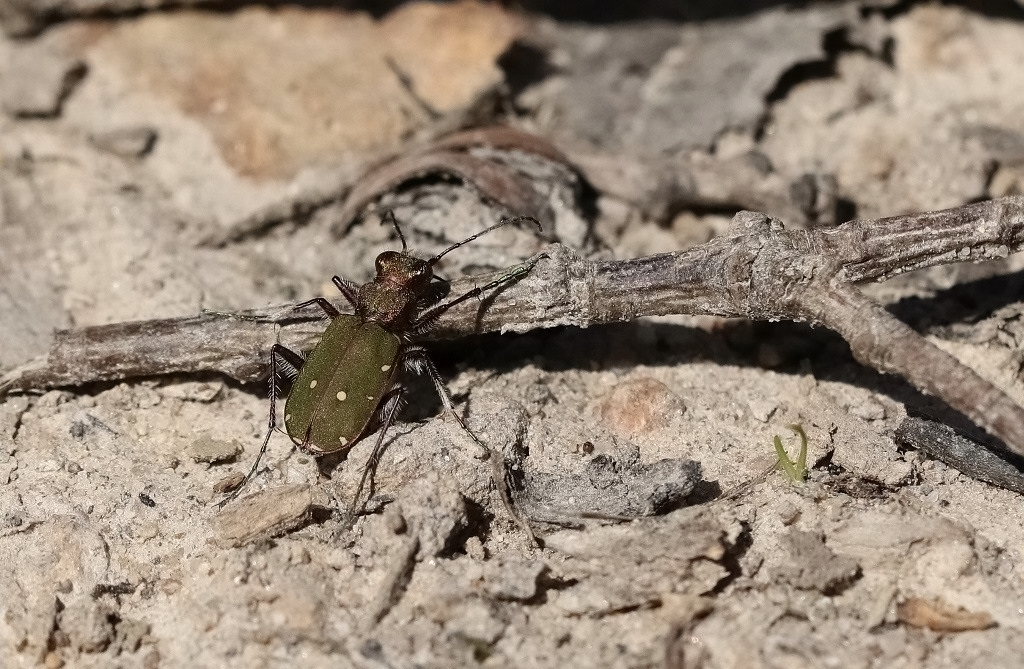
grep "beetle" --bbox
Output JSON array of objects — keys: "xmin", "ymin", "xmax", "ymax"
[{"xmin": 221, "ymin": 211, "xmax": 541, "ymax": 534}]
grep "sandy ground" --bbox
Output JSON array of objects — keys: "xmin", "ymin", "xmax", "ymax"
[{"xmin": 2, "ymin": 2, "xmax": 1024, "ymax": 667}]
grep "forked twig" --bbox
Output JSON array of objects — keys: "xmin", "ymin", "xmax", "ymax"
[{"xmin": 3, "ymin": 197, "xmax": 1024, "ymax": 457}]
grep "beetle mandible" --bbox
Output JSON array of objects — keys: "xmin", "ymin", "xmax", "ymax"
[{"xmin": 222, "ymin": 211, "xmax": 542, "ymax": 531}]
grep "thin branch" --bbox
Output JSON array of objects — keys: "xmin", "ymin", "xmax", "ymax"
[
  {"xmin": 896, "ymin": 417, "xmax": 1024, "ymax": 495},
  {"xmin": 329, "ymin": 150, "xmax": 550, "ymax": 237},
  {"xmin": 800, "ymin": 283, "xmax": 1024, "ymax": 462},
  {"xmin": 3, "ymin": 197, "xmax": 1024, "ymax": 456}
]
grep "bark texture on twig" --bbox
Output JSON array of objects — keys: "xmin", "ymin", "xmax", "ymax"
[{"xmin": 4, "ymin": 197, "xmax": 1024, "ymax": 455}]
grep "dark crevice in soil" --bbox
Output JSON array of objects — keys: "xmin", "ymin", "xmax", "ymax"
[
  {"xmin": 455, "ymin": 496, "xmax": 496, "ymax": 549},
  {"xmin": 765, "ymin": 27, "xmax": 859, "ymax": 106},
  {"xmin": 709, "ymin": 520, "xmax": 752, "ymax": 595},
  {"xmin": 498, "ymin": 41, "xmax": 558, "ymax": 102},
  {"xmin": 512, "ymin": 1, "xmax": 823, "ymax": 25}
]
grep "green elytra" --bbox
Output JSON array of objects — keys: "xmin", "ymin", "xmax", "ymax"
[
  {"xmin": 284, "ymin": 318, "xmax": 400, "ymax": 453},
  {"xmin": 220, "ymin": 211, "xmax": 542, "ymax": 532}
]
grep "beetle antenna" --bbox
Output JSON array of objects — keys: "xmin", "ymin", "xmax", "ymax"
[
  {"xmin": 382, "ymin": 209, "xmax": 408, "ymax": 252},
  {"xmin": 428, "ymin": 216, "xmax": 541, "ymax": 265}
]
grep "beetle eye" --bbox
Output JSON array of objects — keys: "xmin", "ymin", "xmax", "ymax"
[{"xmin": 375, "ymin": 251, "xmax": 397, "ymax": 273}]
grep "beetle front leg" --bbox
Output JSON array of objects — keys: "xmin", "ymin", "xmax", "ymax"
[
  {"xmin": 294, "ymin": 297, "xmax": 341, "ymax": 320},
  {"xmin": 332, "ymin": 275, "xmax": 359, "ymax": 309},
  {"xmin": 410, "ymin": 256, "xmax": 542, "ymax": 331},
  {"xmin": 218, "ymin": 343, "xmax": 304, "ymax": 507}
]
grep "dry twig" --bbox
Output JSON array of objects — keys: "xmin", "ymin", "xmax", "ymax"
[
  {"xmin": 3, "ymin": 197, "xmax": 1024, "ymax": 458},
  {"xmin": 896, "ymin": 417, "xmax": 1024, "ymax": 494}
]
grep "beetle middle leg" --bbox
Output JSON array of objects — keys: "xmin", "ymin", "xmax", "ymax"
[
  {"xmin": 401, "ymin": 346, "xmax": 487, "ymax": 459},
  {"xmin": 218, "ymin": 342, "xmax": 304, "ymax": 507},
  {"xmin": 401, "ymin": 346, "xmax": 537, "ymax": 544},
  {"xmin": 205, "ymin": 296, "xmax": 343, "ymax": 323},
  {"xmin": 294, "ymin": 296, "xmax": 341, "ymax": 319}
]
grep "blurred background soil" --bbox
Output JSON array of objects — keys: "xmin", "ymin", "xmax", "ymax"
[{"xmin": 2, "ymin": 1, "xmax": 1024, "ymax": 667}]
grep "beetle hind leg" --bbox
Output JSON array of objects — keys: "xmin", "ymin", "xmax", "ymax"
[
  {"xmin": 218, "ymin": 343, "xmax": 303, "ymax": 507},
  {"xmin": 344, "ymin": 388, "xmax": 405, "ymax": 528}
]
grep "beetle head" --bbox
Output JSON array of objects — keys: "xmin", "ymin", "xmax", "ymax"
[{"xmin": 374, "ymin": 250, "xmax": 433, "ymax": 290}]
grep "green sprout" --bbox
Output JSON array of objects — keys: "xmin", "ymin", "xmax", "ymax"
[{"xmin": 773, "ymin": 424, "xmax": 809, "ymax": 483}]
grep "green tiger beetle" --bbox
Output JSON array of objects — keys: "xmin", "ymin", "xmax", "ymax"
[{"xmin": 221, "ymin": 211, "xmax": 542, "ymax": 539}]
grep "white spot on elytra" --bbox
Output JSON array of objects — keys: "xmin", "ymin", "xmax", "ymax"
[
  {"xmin": 336, "ymin": 391, "xmax": 347, "ymax": 401},
  {"xmin": 366, "ymin": 395, "xmax": 374, "ymax": 400},
  {"xmin": 285, "ymin": 414, "xmax": 291, "ymax": 421},
  {"xmin": 381, "ymin": 364, "xmax": 391, "ymax": 372},
  {"xmin": 338, "ymin": 436, "xmax": 347, "ymax": 444},
  {"xmin": 309, "ymin": 380, "xmax": 317, "ymax": 388}
]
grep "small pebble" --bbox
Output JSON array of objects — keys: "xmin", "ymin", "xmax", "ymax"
[
  {"xmin": 464, "ymin": 536, "xmax": 487, "ymax": 561},
  {"xmin": 60, "ymin": 600, "xmax": 114, "ymax": 653},
  {"xmin": 1, "ymin": 45, "xmax": 85, "ymax": 118},
  {"xmin": 189, "ymin": 436, "xmax": 242, "ymax": 464},
  {"xmin": 383, "ymin": 507, "xmax": 407, "ymax": 535},
  {"xmin": 89, "ymin": 126, "xmax": 157, "ymax": 159},
  {"xmin": 214, "ymin": 484, "xmax": 315, "ymax": 547},
  {"xmin": 598, "ymin": 377, "xmax": 684, "ymax": 436}
]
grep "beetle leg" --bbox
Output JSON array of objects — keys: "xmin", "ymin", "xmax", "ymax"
[
  {"xmin": 400, "ymin": 350, "xmax": 539, "ymax": 543},
  {"xmin": 204, "ymin": 296, "xmax": 342, "ymax": 323},
  {"xmin": 415, "ymin": 275, "xmax": 451, "ymax": 312},
  {"xmin": 345, "ymin": 387, "xmax": 405, "ymax": 526},
  {"xmin": 217, "ymin": 343, "xmax": 301, "ymax": 507},
  {"xmin": 294, "ymin": 297, "xmax": 341, "ymax": 319},
  {"xmin": 273, "ymin": 343, "xmax": 305, "ymax": 375},
  {"xmin": 400, "ymin": 347, "xmax": 537, "ymax": 545},
  {"xmin": 400, "ymin": 347, "xmax": 486, "ymax": 459},
  {"xmin": 332, "ymin": 276, "xmax": 360, "ymax": 309}
]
